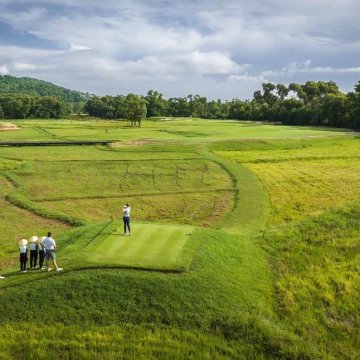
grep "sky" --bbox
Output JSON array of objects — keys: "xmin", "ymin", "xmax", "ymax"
[{"xmin": 0, "ymin": 0, "xmax": 360, "ymax": 100}]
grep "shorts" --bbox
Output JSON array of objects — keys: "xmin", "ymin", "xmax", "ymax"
[{"xmin": 45, "ymin": 250, "xmax": 56, "ymax": 261}]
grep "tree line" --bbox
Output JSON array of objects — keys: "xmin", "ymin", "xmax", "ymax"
[
  {"xmin": 0, "ymin": 79, "xmax": 359, "ymax": 129},
  {"xmin": 85, "ymin": 81, "xmax": 360, "ymax": 129},
  {"xmin": 0, "ymin": 94, "xmax": 67, "ymax": 119}
]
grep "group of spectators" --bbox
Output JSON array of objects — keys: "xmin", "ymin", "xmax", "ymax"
[
  {"xmin": 19, "ymin": 232, "xmax": 63, "ymax": 273},
  {"xmin": 0, "ymin": 204, "xmax": 131, "ymax": 280}
]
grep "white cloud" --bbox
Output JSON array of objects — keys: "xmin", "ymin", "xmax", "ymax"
[
  {"xmin": 0, "ymin": 65, "xmax": 9, "ymax": 75},
  {"xmin": 263, "ymin": 60, "xmax": 360, "ymax": 77},
  {"xmin": 13, "ymin": 62, "xmax": 52, "ymax": 71},
  {"xmin": 69, "ymin": 43, "xmax": 91, "ymax": 52}
]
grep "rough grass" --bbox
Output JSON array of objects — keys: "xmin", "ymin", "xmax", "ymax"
[
  {"xmin": 18, "ymin": 158, "xmax": 231, "ymax": 201},
  {"xmin": 0, "ymin": 176, "xmax": 70, "ymax": 271},
  {"xmin": 2, "ymin": 148, "xmax": 234, "ymax": 226},
  {"xmin": 261, "ymin": 201, "xmax": 360, "ymax": 359},
  {"xmin": 39, "ymin": 191, "xmax": 234, "ymax": 226},
  {"xmin": 0, "ymin": 322, "xmax": 312, "ymax": 360},
  {"xmin": 248, "ymin": 158, "xmax": 360, "ymax": 224},
  {"xmin": 214, "ymin": 136, "xmax": 360, "ymax": 224}
]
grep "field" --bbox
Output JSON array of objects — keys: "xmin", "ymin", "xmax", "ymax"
[{"xmin": 0, "ymin": 118, "xmax": 359, "ymax": 359}]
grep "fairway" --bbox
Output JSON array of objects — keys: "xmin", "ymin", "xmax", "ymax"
[{"xmin": 81, "ymin": 222, "xmax": 195, "ymax": 271}]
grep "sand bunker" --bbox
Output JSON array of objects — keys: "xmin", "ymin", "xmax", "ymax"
[
  {"xmin": 110, "ymin": 140, "xmax": 152, "ymax": 148},
  {"xmin": 0, "ymin": 122, "xmax": 20, "ymax": 131}
]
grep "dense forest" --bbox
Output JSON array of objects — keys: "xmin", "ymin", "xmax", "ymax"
[{"xmin": 0, "ymin": 75, "xmax": 359, "ymax": 129}]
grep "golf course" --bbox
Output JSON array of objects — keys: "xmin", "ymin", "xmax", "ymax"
[{"xmin": 0, "ymin": 118, "xmax": 359, "ymax": 359}]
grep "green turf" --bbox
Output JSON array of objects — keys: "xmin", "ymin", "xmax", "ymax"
[
  {"xmin": 4, "ymin": 118, "xmax": 347, "ymax": 143},
  {"xmin": 82, "ymin": 222, "xmax": 195, "ymax": 271}
]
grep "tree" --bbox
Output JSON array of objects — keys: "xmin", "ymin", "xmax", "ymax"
[
  {"xmin": 288, "ymin": 83, "xmax": 307, "ymax": 102},
  {"xmin": 84, "ymin": 97, "xmax": 108, "ymax": 118},
  {"xmin": 168, "ymin": 97, "xmax": 191, "ymax": 117},
  {"xmin": 34, "ymin": 96, "xmax": 67, "ymax": 118},
  {"xmin": 276, "ymin": 84, "xmax": 289, "ymax": 100},
  {"xmin": 145, "ymin": 90, "xmax": 168, "ymax": 117},
  {"xmin": 320, "ymin": 94, "xmax": 348, "ymax": 127},
  {"xmin": 354, "ymin": 80, "xmax": 360, "ymax": 94},
  {"xmin": 188, "ymin": 95, "xmax": 208, "ymax": 117},
  {"xmin": 123, "ymin": 94, "xmax": 147, "ymax": 127}
]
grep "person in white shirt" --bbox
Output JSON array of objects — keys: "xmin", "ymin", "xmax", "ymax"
[
  {"xmin": 19, "ymin": 244, "xmax": 28, "ymax": 273},
  {"xmin": 41, "ymin": 232, "xmax": 63, "ymax": 272},
  {"xmin": 123, "ymin": 203, "xmax": 131, "ymax": 236}
]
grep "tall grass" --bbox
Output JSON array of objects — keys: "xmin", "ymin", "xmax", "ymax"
[{"xmin": 261, "ymin": 201, "xmax": 360, "ymax": 359}]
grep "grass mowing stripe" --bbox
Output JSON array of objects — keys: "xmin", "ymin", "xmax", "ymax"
[
  {"xmin": 154, "ymin": 229, "xmax": 190, "ymax": 264},
  {"xmin": 82, "ymin": 223, "xmax": 194, "ymax": 270},
  {"xmin": 92, "ymin": 234, "xmax": 134, "ymax": 259},
  {"xmin": 125, "ymin": 227, "xmax": 169, "ymax": 261},
  {"xmin": 138, "ymin": 230, "xmax": 179, "ymax": 264}
]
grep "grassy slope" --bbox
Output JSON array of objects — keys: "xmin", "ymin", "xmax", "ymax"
[
  {"xmin": 261, "ymin": 201, "xmax": 360, "ymax": 359},
  {"xmin": 212, "ymin": 135, "xmax": 360, "ymax": 358},
  {"xmin": 0, "ymin": 119, "xmax": 358, "ymax": 358}
]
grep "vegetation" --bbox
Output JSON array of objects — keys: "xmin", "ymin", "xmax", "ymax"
[
  {"xmin": 213, "ymin": 137, "xmax": 360, "ymax": 224},
  {"xmin": 85, "ymin": 81, "xmax": 360, "ymax": 129},
  {"xmin": 2, "ymin": 75, "xmax": 359, "ymax": 129},
  {"xmin": 0, "ymin": 94, "xmax": 68, "ymax": 119},
  {"xmin": 0, "ymin": 118, "xmax": 359, "ymax": 359},
  {"xmin": 0, "ymin": 75, "xmax": 87, "ymax": 102}
]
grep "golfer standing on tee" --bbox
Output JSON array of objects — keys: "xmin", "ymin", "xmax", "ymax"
[
  {"xmin": 41, "ymin": 232, "xmax": 63, "ymax": 272},
  {"xmin": 123, "ymin": 203, "xmax": 131, "ymax": 236}
]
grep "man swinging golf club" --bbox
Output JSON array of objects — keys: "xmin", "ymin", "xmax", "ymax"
[{"xmin": 123, "ymin": 203, "xmax": 131, "ymax": 236}]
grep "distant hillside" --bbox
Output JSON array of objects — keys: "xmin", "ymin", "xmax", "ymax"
[{"xmin": 0, "ymin": 75, "xmax": 89, "ymax": 102}]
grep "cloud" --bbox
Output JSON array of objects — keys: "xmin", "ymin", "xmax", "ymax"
[
  {"xmin": 69, "ymin": 43, "xmax": 91, "ymax": 52},
  {"xmin": 263, "ymin": 60, "xmax": 360, "ymax": 77},
  {"xmin": 0, "ymin": 1, "xmax": 359, "ymax": 98},
  {"xmin": 0, "ymin": 65, "xmax": 9, "ymax": 75}
]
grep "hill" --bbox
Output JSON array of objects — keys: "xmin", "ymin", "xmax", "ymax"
[{"xmin": 0, "ymin": 75, "xmax": 88, "ymax": 102}]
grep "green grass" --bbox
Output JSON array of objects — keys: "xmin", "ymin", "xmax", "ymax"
[
  {"xmin": 0, "ymin": 118, "xmax": 359, "ymax": 359},
  {"xmin": 213, "ymin": 136, "xmax": 360, "ymax": 224},
  {"xmin": 80, "ymin": 222, "xmax": 195, "ymax": 271},
  {"xmin": 5, "ymin": 118, "xmax": 347, "ymax": 143},
  {"xmin": 260, "ymin": 201, "xmax": 360, "ymax": 359},
  {"xmin": 0, "ymin": 175, "xmax": 70, "ymax": 271}
]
